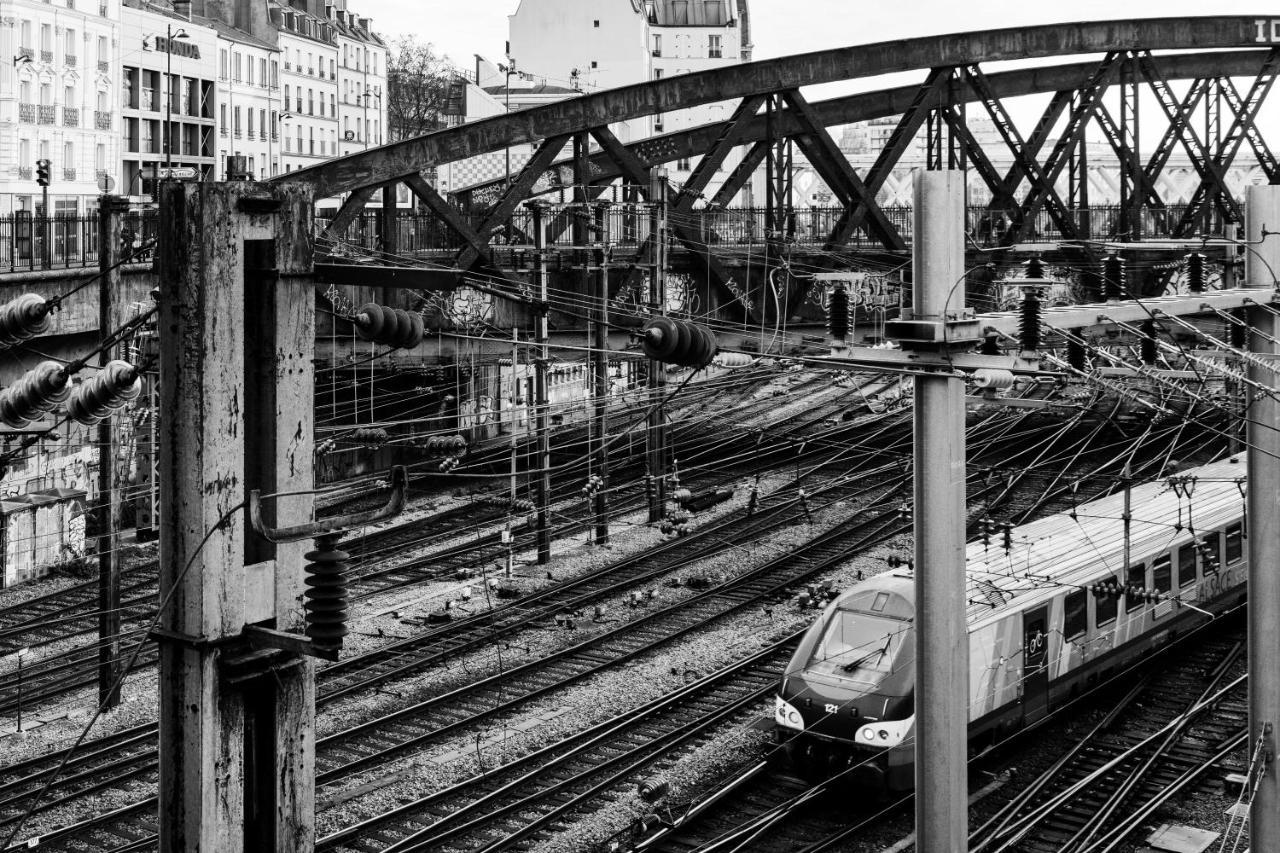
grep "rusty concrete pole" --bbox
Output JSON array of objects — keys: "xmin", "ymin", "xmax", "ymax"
[
  {"xmin": 96, "ymin": 194, "xmax": 129, "ymax": 710},
  {"xmin": 911, "ymin": 170, "xmax": 969, "ymax": 851},
  {"xmin": 647, "ymin": 167, "xmax": 669, "ymax": 523},
  {"xmin": 1247, "ymin": 183, "xmax": 1280, "ymax": 851},
  {"xmin": 592, "ymin": 204, "xmax": 610, "ymax": 545},
  {"xmin": 157, "ymin": 182, "xmax": 316, "ymax": 852},
  {"xmin": 528, "ymin": 201, "xmax": 552, "ymax": 564}
]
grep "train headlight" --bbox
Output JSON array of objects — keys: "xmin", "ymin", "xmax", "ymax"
[
  {"xmin": 854, "ymin": 715, "xmax": 914, "ymax": 748},
  {"xmin": 775, "ymin": 695, "xmax": 804, "ymax": 731}
]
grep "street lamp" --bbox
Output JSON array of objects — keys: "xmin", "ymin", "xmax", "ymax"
[
  {"xmin": 502, "ymin": 59, "xmax": 518, "ymax": 186},
  {"xmin": 163, "ymin": 24, "xmax": 191, "ymax": 176},
  {"xmin": 361, "ymin": 89, "xmax": 382, "ymax": 150}
]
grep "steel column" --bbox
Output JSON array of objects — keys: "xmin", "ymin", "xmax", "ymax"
[
  {"xmin": 911, "ymin": 170, "xmax": 969, "ymax": 851},
  {"xmin": 1246, "ymin": 183, "xmax": 1280, "ymax": 852}
]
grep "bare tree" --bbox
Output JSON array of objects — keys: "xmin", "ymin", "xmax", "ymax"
[{"xmin": 387, "ymin": 36, "xmax": 457, "ymax": 142}]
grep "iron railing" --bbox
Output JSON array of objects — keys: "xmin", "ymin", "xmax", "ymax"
[
  {"xmin": 0, "ymin": 211, "xmax": 158, "ymax": 274},
  {"xmin": 318, "ymin": 203, "xmax": 1243, "ymax": 257}
]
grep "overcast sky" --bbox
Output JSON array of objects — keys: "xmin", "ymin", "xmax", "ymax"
[{"xmin": 358, "ymin": 1, "xmax": 1273, "ymax": 67}]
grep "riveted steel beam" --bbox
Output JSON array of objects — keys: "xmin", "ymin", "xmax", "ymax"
[
  {"xmin": 457, "ymin": 133, "xmax": 571, "ymax": 270},
  {"xmin": 278, "ymin": 18, "xmax": 1276, "ymax": 198},
  {"xmin": 403, "ymin": 173, "xmax": 491, "ymax": 265},
  {"xmin": 781, "ymin": 88, "xmax": 907, "ymax": 250}
]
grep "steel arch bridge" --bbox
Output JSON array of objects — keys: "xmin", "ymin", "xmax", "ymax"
[{"xmin": 280, "ymin": 16, "xmax": 1280, "ymax": 325}]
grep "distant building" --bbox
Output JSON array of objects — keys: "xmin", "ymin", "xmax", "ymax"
[
  {"xmin": 1, "ymin": 0, "xmax": 125, "ymax": 215},
  {"xmin": 437, "ymin": 0, "xmax": 754, "ymax": 204}
]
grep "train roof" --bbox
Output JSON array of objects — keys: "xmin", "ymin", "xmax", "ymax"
[{"xmin": 963, "ymin": 457, "xmax": 1247, "ymax": 624}]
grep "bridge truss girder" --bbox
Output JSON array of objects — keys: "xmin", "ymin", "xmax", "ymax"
[{"xmin": 292, "ymin": 20, "xmax": 1280, "ymax": 324}]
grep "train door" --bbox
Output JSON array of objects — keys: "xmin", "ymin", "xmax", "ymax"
[{"xmin": 1022, "ymin": 605, "xmax": 1050, "ymax": 724}]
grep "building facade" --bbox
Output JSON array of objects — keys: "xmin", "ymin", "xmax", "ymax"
[
  {"xmin": 120, "ymin": 2, "xmax": 217, "ymax": 197},
  {"xmin": 0, "ymin": 0, "xmax": 123, "ymax": 215},
  {"xmin": 495, "ymin": 0, "xmax": 753, "ymax": 203},
  {"xmin": 0, "ymin": 0, "xmax": 384, "ymax": 216}
]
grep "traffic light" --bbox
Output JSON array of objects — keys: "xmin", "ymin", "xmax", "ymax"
[{"xmin": 34, "ymin": 158, "xmax": 51, "ymax": 187}]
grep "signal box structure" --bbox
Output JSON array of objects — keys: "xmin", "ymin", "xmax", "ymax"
[{"xmin": 156, "ymin": 182, "xmax": 317, "ymax": 852}]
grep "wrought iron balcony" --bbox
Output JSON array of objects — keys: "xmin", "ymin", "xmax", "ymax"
[
  {"xmin": 40, "ymin": 50, "xmax": 53, "ymax": 63},
  {"xmin": 64, "ymin": 54, "xmax": 76, "ymax": 67},
  {"xmin": 62, "ymin": 107, "xmax": 79, "ymax": 126},
  {"xmin": 95, "ymin": 110, "xmax": 112, "ymax": 130},
  {"xmin": 37, "ymin": 105, "xmax": 55, "ymax": 124},
  {"xmin": 19, "ymin": 103, "xmax": 35, "ymax": 122},
  {"xmin": 62, "ymin": 168, "xmax": 76, "ymax": 181},
  {"xmin": 97, "ymin": 60, "xmax": 108, "ymax": 73},
  {"xmin": 18, "ymin": 166, "xmax": 32, "ymax": 180}
]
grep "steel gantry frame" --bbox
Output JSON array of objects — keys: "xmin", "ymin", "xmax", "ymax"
[{"xmin": 285, "ymin": 18, "xmax": 1280, "ymax": 318}]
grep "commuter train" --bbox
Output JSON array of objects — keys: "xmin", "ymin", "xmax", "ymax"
[{"xmin": 774, "ymin": 457, "xmax": 1249, "ymax": 789}]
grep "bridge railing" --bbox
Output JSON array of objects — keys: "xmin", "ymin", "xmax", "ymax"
[
  {"xmin": 0, "ymin": 211, "xmax": 160, "ymax": 274},
  {"xmin": 320, "ymin": 202, "xmax": 1239, "ymax": 259}
]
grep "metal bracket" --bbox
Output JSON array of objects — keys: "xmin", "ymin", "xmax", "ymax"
[
  {"xmin": 249, "ymin": 464, "xmax": 408, "ymax": 544},
  {"xmin": 243, "ymin": 624, "xmax": 337, "ymax": 662}
]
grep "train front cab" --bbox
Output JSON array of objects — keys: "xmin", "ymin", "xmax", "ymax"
[{"xmin": 774, "ymin": 576, "xmax": 917, "ymax": 789}]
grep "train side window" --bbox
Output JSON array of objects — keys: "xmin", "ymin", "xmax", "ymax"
[
  {"xmin": 1094, "ymin": 581, "xmax": 1118, "ymax": 627},
  {"xmin": 1225, "ymin": 523, "xmax": 1244, "ymax": 565},
  {"xmin": 1064, "ymin": 589, "xmax": 1087, "ymax": 640},
  {"xmin": 1152, "ymin": 554, "xmax": 1172, "ymax": 598},
  {"xmin": 1125, "ymin": 562, "xmax": 1146, "ymax": 613},
  {"xmin": 1200, "ymin": 532, "xmax": 1221, "ymax": 574},
  {"xmin": 1177, "ymin": 542, "xmax": 1196, "ymax": 587}
]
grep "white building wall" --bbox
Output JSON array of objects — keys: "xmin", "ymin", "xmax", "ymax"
[
  {"xmin": 508, "ymin": 0, "xmax": 650, "ymax": 95},
  {"xmin": 502, "ymin": 0, "xmax": 751, "ymax": 204},
  {"xmin": 216, "ymin": 35, "xmax": 280, "ymax": 180},
  {"xmin": 0, "ymin": 0, "xmax": 123, "ymax": 214}
]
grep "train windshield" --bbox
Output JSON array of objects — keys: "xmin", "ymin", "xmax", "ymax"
[{"xmin": 806, "ymin": 610, "xmax": 910, "ymax": 684}]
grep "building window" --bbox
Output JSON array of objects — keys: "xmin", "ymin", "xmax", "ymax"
[
  {"xmin": 654, "ymin": 69, "xmax": 664, "ymax": 80},
  {"xmin": 653, "ymin": 34, "xmax": 661, "ymax": 57},
  {"xmin": 590, "ymin": 60, "xmax": 598, "ymax": 68},
  {"xmin": 708, "ymin": 35, "xmax": 722, "ymax": 58},
  {"xmin": 219, "ymin": 49, "xmax": 228, "ymax": 81},
  {"xmin": 593, "ymin": 19, "xmax": 600, "ymax": 27}
]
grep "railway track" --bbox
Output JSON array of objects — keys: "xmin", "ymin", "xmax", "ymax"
[
  {"xmin": 1, "ymin": 405, "xmax": 1225, "ymax": 851},
  {"xmin": 0, "ymin": 370, "xmax": 876, "ymax": 699},
  {"xmin": 968, "ymin": 623, "xmax": 1249, "ymax": 853}
]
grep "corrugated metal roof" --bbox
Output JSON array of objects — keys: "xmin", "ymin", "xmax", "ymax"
[{"xmin": 965, "ymin": 457, "xmax": 1247, "ymax": 623}]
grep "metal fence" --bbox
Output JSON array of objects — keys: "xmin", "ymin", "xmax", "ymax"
[
  {"xmin": 6, "ymin": 203, "xmax": 1239, "ymax": 275},
  {"xmin": 0, "ymin": 211, "xmax": 160, "ymax": 274},
  {"xmin": 320, "ymin": 203, "xmax": 1241, "ymax": 259}
]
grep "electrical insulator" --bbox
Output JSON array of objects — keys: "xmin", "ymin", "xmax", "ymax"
[
  {"xmin": 1024, "ymin": 257, "xmax": 1046, "ymax": 279},
  {"xmin": 1103, "ymin": 255, "xmax": 1124, "ymax": 301},
  {"xmin": 638, "ymin": 778, "xmax": 670, "ymax": 803},
  {"xmin": 827, "ymin": 286, "xmax": 851, "ymax": 342},
  {"xmin": 1067, "ymin": 336, "xmax": 1086, "ymax": 371},
  {"xmin": 417, "ymin": 434, "xmax": 468, "ymax": 454},
  {"xmin": 642, "ymin": 317, "xmax": 717, "ymax": 368},
  {"xmin": 352, "ymin": 303, "xmax": 425, "ymax": 349},
  {"xmin": 302, "ymin": 533, "xmax": 350, "ymax": 655},
  {"xmin": 1186, "ymin": 252, "xmax": 1205, "ymax": 294},
  {"xmin": 66, "ymin": 360, "xmax": 142, "ymax": 425},
  {"xmin": 1019, "ymin": 290, "xmax": 1042, "ymax": 352},
  {"xmin": 0, "ymin": 361, "xmax": 70, "ymax": 428},
  {"xmin": 1140, "ymin": 320, "xmax": 1157, "ymax": 365},
  {"xmin": 1080, "ymin": 269, "xmax": 1103, "ymax": 303},
  {"xmin": 351, "ymin": 427, "xmax": 389, "ymax": 445},
  {"xmin": 1230, "ymin": 311, "xmax": 1247, "ymax": 349},
  {"xmin": 712, "ymin": 352, "xmax": 753, "ymax": 368},
  {"xmin": 0, "ymin": 293, "xmax": 52, "ymax": 347}
]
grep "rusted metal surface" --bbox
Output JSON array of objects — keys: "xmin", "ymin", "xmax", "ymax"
[
  {"xmin": 278, "ymin": 19, "xmax": 1277, "ymax": 196},
  {"xmin": 456, "ymin": 49, "xmax": 1273, "ymax": 196}
]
